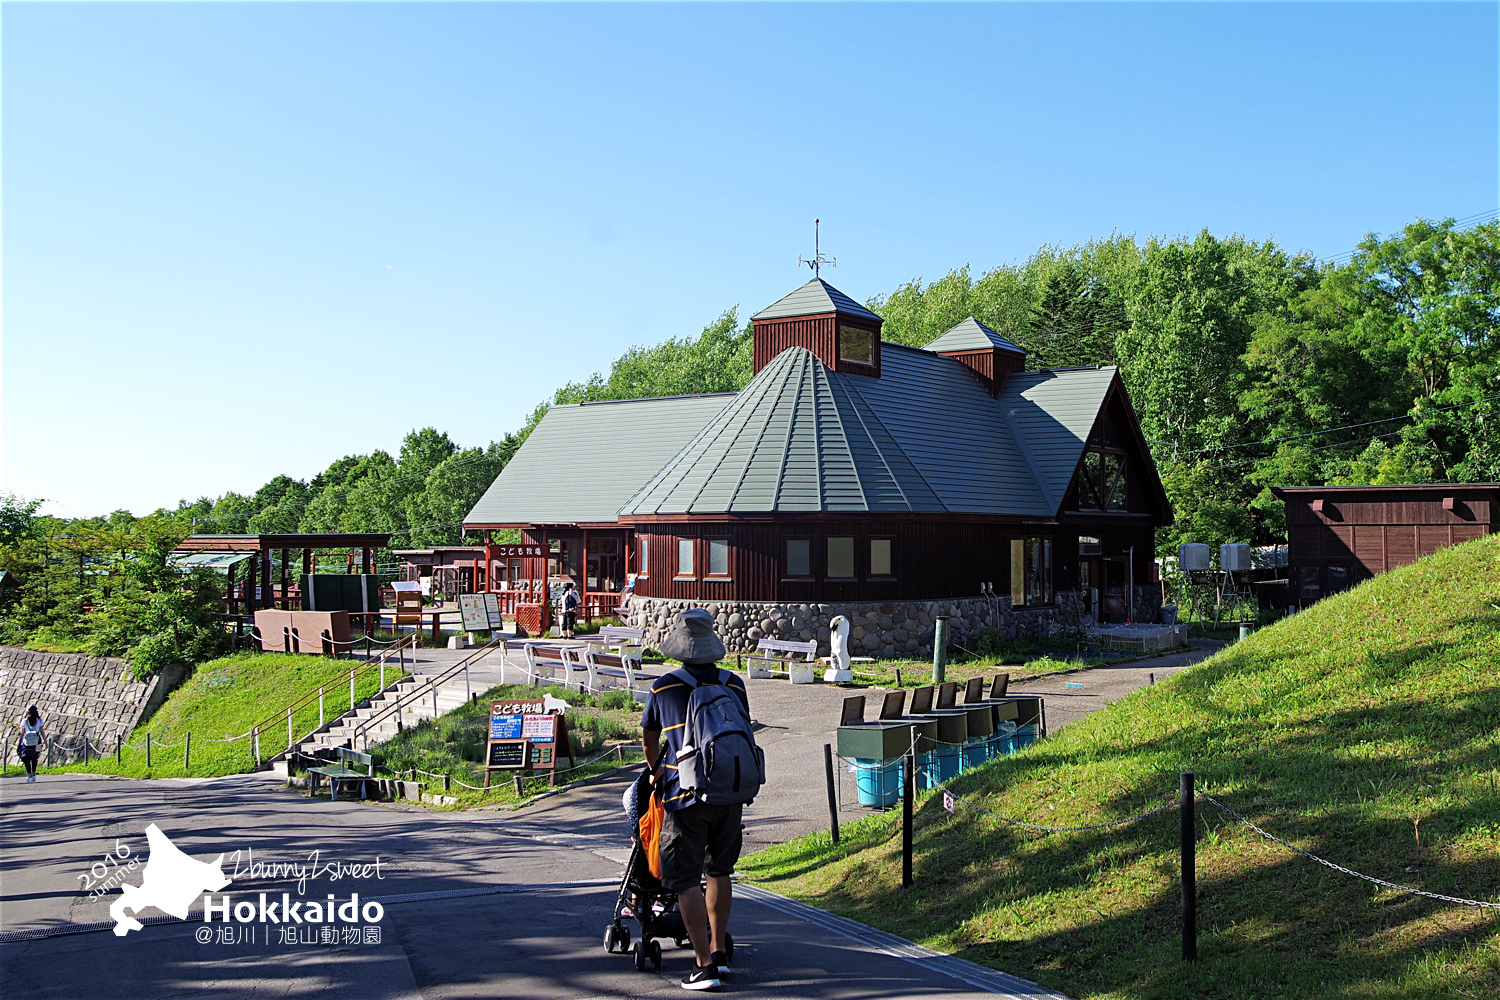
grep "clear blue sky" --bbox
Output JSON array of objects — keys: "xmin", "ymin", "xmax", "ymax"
[{"xmin": 4, "ymin": 2, "xmax": 1496, "ymax": 517}]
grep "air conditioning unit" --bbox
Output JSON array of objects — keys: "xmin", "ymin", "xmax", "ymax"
[
  {"xmin": 1178, "ymin": 543, "xmax": 1211, "ymax": 571},
  {"xmin": 1220, "ymin": 544, "xmax": 1251, "ymax": 573}
]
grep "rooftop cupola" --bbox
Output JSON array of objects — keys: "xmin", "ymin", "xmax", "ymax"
[
  {"xmin": 750, "ymin": 278, "xmax": 883, "ymax": 377},
  {"xmin": 924, "ymin": 317, "xmax": 1028, "ymax": 397}
]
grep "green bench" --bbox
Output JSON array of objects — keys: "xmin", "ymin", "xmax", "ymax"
[{"xmin": 308, "ymin": 747, "xmax": 374, "ymax": 801}]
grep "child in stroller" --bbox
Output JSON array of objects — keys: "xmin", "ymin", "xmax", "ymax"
[{"xmin": 603, "ymin": 770, "xmax": 734, "ymax": 972}]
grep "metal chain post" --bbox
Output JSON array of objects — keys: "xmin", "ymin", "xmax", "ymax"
[{"xmin": 1181, "ymin": 772, "xmax": 1197, "ymax": 961}]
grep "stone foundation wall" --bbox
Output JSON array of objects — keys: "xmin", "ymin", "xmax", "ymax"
[
  {"xmin": 0, "ymin": 647, "xmax": 187, "ymax": 752},
  {"xmin": 626, "ymin": 586, "xmax": 1163, "ymax": 659}
]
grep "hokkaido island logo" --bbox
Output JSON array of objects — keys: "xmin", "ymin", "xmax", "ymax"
[{"xmin": 110, "ymin": 823, "xmax": 231, "ymax": 936}]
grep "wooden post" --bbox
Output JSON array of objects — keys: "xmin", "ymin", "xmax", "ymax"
[
  {"xmin": 932, "ymin": 616, "xmax": 949, "ymax": 685},
  {"xmin": 1181, "ymin": 772, "xmax": 1197, "ymax": 961},
  {"xmin": 184, "ymin": 733, "xmax": 191, "ymax": 771},
  {"xmin": 226, "ymin": 561, "xmax": 238, "ymax": 616},
  {"xmin": 280, "ymin": 548, "xmax": 290, "ymax": 609},
  {"xmin": 362, "ymin": 547, "xmax": 372, "ymax": 575},
  {"xmin": 116, "ymin": 736, "xmax": 122, "ymax": 768},
  {"xmin": 146, "ymin": 733, "xmax": 152, "ymax": 769},
  {"xmin": 824, "ymin": 743, "xmax": 840, "ymax": 845},
  {"xmin": 902, "ymin": 736, "xmax": 915, "ymax": 887},
  {"xmin": 261, "ymin": 548, "xmax": 272, "ymax": 612}
]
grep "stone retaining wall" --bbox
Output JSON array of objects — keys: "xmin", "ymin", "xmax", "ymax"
[
  {"xmin": 0, "ymin": 647, "xmax": 187, "ymax": 752},
  {"xmin": 626, "ymin": 587, "xmax": 1164, "ymax": 659}
]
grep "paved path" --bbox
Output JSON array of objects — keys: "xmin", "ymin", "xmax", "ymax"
[{"xmin": 0, "ymin": 773, "xmax": 1065, "ymax": 999}]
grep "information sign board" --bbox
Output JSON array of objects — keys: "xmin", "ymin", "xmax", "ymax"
[
  {"xmin": 487, "ymin": 739, "xmax": 528, "ymax": 768},
  {"xmin": 484, "ymin": 700, "xmax": 575, "ymax": 782},
  {"xmin": 459, "ymin": 595, "xmax": 490, "ymax": 631}
]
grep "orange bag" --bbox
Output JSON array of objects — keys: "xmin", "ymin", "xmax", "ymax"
[{"xmin": 638, "ymin": 790, "xmax": 666, "ymax": 879}]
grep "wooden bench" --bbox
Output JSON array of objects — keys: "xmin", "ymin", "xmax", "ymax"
[
  {"xmin": 308, "ymin": 747, "xmax": 374, "ymax": 801},
  {"xmin": 523, "ymin": 644, "xmax": 569, "ymax": 684},
  {"xmin": 746, "ymin": 638, "xmax": 820, "ymax": 683},
  {"xmin": 582, "ymin": 648, "xmax": 658, "ymax": 700}
]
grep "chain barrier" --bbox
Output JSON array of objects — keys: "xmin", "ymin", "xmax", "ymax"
[
  {"xmin": 1201, "ymin": 793, "xmax": 1500, "ymax": 909},
  {"xmin": 924, "ymin": 770, "xmax": 1179, "ymax": 832}
]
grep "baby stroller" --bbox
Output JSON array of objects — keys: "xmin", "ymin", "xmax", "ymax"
[{"xmin": 603, "ymin": 771, "xmax": 734, "ymax": 971}]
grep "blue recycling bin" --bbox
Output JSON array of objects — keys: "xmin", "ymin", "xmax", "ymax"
[
  {"xmin": 1013, "ymin": 722, "xmax": 1039, "ymax": 750},
  {"xmin": 915, "ymin": 751, "xmax": 942, "ymax": 790},
  {"xmin": 991, "ymin": 721, "xmax": 1019, "ymax": 756},
  {"xmin": 960, "ymin": 737, "xmax": 990, "ymax": 771},
  {"xmin": 852, "ymin": 757, "xmax": 903, "ymax": 808},
  {"xmin": 929, "ymin": 742, "xmax": 962, "ymax": 783}
]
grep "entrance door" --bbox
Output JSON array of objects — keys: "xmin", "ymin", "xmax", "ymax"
[
  {"xmin": 1102, "ymin": 560, "xmax": 1127, "ymax": 622},
  {"xmin": 1079, "ymin": 559, "xmax": 1102, "ymax": 621}
]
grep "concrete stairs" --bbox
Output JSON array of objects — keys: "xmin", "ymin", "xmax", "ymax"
[{"xmin": 269, "ymin": 668, "xmax": 476, "ymax": 775}]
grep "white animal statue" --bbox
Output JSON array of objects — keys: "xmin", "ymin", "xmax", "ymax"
[{"xmin": 824, "ymin": 615, "xmax": 854, "ymax": 683}]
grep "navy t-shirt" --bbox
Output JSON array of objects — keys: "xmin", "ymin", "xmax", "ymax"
[{"xmin": 641, "ymin": 665, "xmax": 750, "ymax": 813}]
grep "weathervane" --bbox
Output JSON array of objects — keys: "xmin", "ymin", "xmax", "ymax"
[{"xmin": 798, "ymin": 219, "xmax": 835, "ymax": 277}]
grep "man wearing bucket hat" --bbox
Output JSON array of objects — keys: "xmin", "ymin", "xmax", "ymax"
[{"xmin": 641, "ymin": 608, "xmax": 755, "ymax": 991}]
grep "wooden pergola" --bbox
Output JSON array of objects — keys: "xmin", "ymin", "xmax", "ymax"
[{"xmin": 175, "ymin": 533, "xmax": 392, "ymax": 615}]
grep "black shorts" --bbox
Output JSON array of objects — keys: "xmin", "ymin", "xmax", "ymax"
[{"xmin": 658, "ymin": 802, "xmax": 743, "ymax": 893}]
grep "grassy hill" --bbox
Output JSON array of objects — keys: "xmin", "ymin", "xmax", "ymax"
[
  {"xmin": 740, "ymin": 534, "xmax": 1500, "ymax": 1000},
  {"xmin": 24, "ymin": 651, "xmax": 407, "ymax": 779}
]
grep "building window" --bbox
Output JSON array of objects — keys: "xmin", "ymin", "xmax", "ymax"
[
  {"xmin": 1010, "ymin": 537, "xmax": 1053, "ymax": 607},
  {"xmin": 827, "ymin": 537, "xmax": 855, "ymax": 579},
  {"xmin": 1299, "ymin": 566, "xmax": 1321, "ymax": 603},
  {"xmin": 1078, "ymin": 535, "xmax": 1101, "ymax": 556},
  {"xmin": 1326, "ymin": 565, "xmax": 1349, "ymax": 595},
  {"xmin": 785, "ymin": 539, "xmax": 812, "ymax": 578},
  {"xmin": 869, "ymin": 538, "xmax": 893, "ymax": 577},
  {"xmin": 839, "ymin": 326, "xmax": 874, "ymax": 365},
  {"xmin": 637, "ymin": 537, "xmax": 649, "ymax": 576},
  {"xmin": 676, "ymin": 538, "xmax": 695, "ymax": 578},
  {"xmin": 708, "ymin": 538, "xmax": 730, "ymax": 577}
]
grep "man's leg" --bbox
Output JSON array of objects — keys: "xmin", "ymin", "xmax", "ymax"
[
  {"xmin": 706, "ymin": 875, "xmax": 732, "ymax": 954},
  {"xmin": 676, "ymin": 884, "xmax": 712, "ymax": 968}
]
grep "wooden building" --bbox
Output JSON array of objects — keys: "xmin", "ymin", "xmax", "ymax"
[
  {"xmin": 465, "ymin": 278, "xmax": 1173, "ymax": 651},
  {"xmin": 1271, "ymin": 484, "xmax": 1497, "ymax": 607},
  {"xmin": 174, "ymin": 533, "xmax": 390, "ymax": 615}
]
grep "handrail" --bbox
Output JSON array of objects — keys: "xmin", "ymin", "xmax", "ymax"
[
  {"xmin": 351, "ymin": 636, "xmax": 508, "ymax": 750},
  {"xmin": 250, "ymin": 631, "xmax": 419, "ymax": 759}
]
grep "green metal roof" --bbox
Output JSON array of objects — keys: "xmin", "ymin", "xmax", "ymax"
[
  {"xmin": 618, "ymin": 347, "xmax": 944, "ymax": 515},
  {"xmin": 463, "ymin": 393, "xmax": 737, "ymax": 525},
  {"xmin": 750, "ymin": 278, "xmax": 883, "ymax": 323},
  {"xmin": 463, "ymin": 350, "xmax": 1129, "ymax": 525},
  {"xmin": 923, "ymin": 317, "xmax": 1027, "ymax": 356},
  {"xmin": 999, "ymin": 366, "xmax": 1121, "ymax": 505}
]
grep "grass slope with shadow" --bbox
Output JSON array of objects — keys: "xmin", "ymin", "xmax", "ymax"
[{"xmin": 739, "ymin": 534, "xmax": 1500, "ymax": 1000}]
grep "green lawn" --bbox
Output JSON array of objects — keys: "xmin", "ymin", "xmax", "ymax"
[
  {"xmin": 740, "ymin": 534, "xmax": 1500, "ymax": 1000},
  {"xmin": 365, "ymin": 681, "xmax": 643, "ymax": 808},
  {"xmin": 19, "ymin": 650, "xmax": 408, "ymax": 779}
]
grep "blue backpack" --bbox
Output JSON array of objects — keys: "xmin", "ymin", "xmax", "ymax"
[{"xmin": 672, "ymin": 669, "xmax": 765, "ymax": 806}]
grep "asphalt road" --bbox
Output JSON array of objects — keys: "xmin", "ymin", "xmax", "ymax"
[{"xmin": 0, "ymin": 772, "xmax": 1064, "ymax": 1000}]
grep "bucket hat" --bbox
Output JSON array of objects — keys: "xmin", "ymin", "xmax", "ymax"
[{"xmin": 657, "ymin": 608, "xmax": 726, "ymax": 665}]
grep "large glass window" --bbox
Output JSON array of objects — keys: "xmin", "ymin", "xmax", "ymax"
[
  {"xmin": 1326, "ymin": 565, "xmax": 1349, "ymax": 595},
  {"xmin": 708, "ymin": 539, "xmax": 730, "ymax": 577},
  {"xmin": 839, "ymin": 326, "xmax": 874, "ymax": 365},
  {"xmin": 638, "ymin": 536, "xmax": 649, "ymax": 576},
  {"xmin": 677, "ymin": 538, "xmax": 695, "ymax": 578},
  {"xmin": 827, "ymin": 537, "xmax": 855, "ymax": 578},
  {"xmin": 869, "ymin": 538, "xmax": 893, "ymax": 577},
  {"xmin": 785, "ymin": 539, "xmax": 812, "ymax": 577},
  {"xmin": 1010, "ymin": 537, "xmax": 1053, "ymax": 607}
]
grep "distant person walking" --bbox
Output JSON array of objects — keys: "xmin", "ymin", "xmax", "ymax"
[
  {"xmin": 558, "ymin": 581, "xmax": 581, "ymax": 638},
  {"xmin": 17, "ymin": 705, "xmax": 45, "ymax": 783},
  {"xmin": 641, "ymin": 609, "xmax": 765, "ymax": 991}
]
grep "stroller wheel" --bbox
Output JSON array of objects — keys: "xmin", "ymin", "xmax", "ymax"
[
  {"xmin": 632, "ymin": 940, "xmax": 647, "ymax": 972},
  {"xmin": 725, "ymin": 932, "xmax": 734, "ymax": 961},
  {"xmin": 647, "ymin": 938, "xmax": 663, "ymax": 969},
  {"xmin": 603, "ymin": 925, "xmax": 620, "ymax": 953}
]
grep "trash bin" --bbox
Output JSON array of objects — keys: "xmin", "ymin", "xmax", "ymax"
[
  {"xmin": 1160, "ymin": 605, "xmax": 1178, "ymax": 626},
  {"xmin": 960, "ymin": 737, "xmax": 990, "ymax": 770},
  {"xmin": 852, "ymin": 757, "xmax": 903, "ymax": 808}
]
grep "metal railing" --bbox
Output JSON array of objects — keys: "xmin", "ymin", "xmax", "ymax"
[
  {"xmin": 249, "ymin": 631, "xmax": 419, "ymax": 763},
  {"xmin": 349, "ymin": 636, "xmax": 508, "ymax": 750}
]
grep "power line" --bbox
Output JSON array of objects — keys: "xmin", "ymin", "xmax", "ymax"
[
  {"xmin": 1149, "ymin": 392, "xmax": 1500, "ymax": 460},
  {"xmin": 1318, "ymin": 209, "xmax": 1499, "ymax": 267}
]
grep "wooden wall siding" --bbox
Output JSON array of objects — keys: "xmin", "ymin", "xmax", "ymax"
[
  {"xmin": 1288, "ymin": 520, "xmax": 1492, "ymax": 576},
  {"xmin": 751, "ymin": 315, "xmax": 881, "ymax": 378},
  {"xmin": 629, "ymin": 519, "xmax": 1153, "ymax": 603},
  {"xmin": 936, "ymin": 349, "xmax": 1028, "ymax": 397},
  {"xmin": 1285, "ymin": 497, "xmax": 1492, "ymax": 526}
]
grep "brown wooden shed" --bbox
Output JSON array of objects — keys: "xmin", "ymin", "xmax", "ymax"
[{"xmin": 1270, "ymin": 483, "xmax": 1498, "ymax": 606}]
